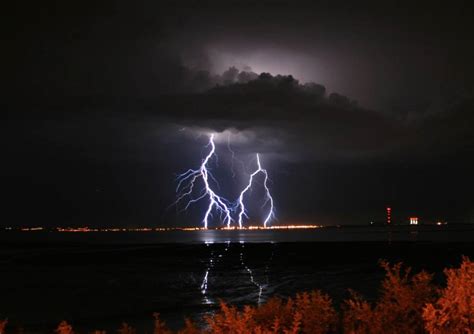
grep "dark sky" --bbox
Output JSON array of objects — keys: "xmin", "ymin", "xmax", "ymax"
[{"xmin": 3, "ymin": 0, "xmax": 474, "ymax": 227}]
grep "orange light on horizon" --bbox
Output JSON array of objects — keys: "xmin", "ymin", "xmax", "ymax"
[{"xmin": 18, "ymin": 224, "xmax": 325, "ymax": 233}]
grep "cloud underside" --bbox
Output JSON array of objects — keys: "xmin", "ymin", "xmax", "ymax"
[
  {"xmin": 148, "ymin": 73, "xmax": 473, "ymax": 162},
  {"xmin": 12, "ymin": 60, "xmax": 474, "ymax": 163}
]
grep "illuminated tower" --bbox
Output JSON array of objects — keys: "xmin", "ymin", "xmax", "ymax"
[{"xmin": 386, "ymin": 207, "xmax": 392, "ymax": 225}]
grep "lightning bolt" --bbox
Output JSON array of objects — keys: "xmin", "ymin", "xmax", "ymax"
[
  {"xmin": 237, "ymin": 153, "xmax": 275, "ymax": 228},
  {"xmin": 227, "ymin": 133, "xmax": 237, "ymax": 178},
  {"xmin": 173, "ymin": 134, "xmax": 233, "ymax": 228},
  {"xmin": 227, "ymin": 132, "xmax": 248, "ymax": 178}
]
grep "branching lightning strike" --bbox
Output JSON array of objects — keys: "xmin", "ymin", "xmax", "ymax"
[
  {"xmin": 237, "ymin": 154, "xmax": 275, "ymax": 228},
  {"xmin": 227, "ymin": 132, "xmax": 247, "ymax": 178},
  {"xmin": 174, "ymin": 134, "xmax": 275, "ymax": 228},
  {"xmin": 174, "ymin": 134, "xmax": 233, "ymax": 228}
]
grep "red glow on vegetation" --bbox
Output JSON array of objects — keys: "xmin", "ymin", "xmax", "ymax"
[{"xmin": 4, "ymin": 257, "xmax": 472, "ymax": 333}]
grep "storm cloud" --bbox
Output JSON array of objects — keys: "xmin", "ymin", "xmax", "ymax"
[{"xmin": 3, "ymin": 0, "xmax": 474, "ymax": 226}]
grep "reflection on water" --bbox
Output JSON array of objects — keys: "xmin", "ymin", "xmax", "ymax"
[
  {"xmin": 1, "ymin": 226, "xmax": 474, "ymax": 332},
  {"xmin": 200, "ymin": 241, "xmax": 275, "ymax": 305},
  {"xmin": 200, "ymin": 242, "xmax": 213, "ymax": 304},
  {"xmin": 195, "ymin": 225, "xmax": 474, "ymax": 244},
  {"xmin": 239, "ymin": 241, "xmax": 264, "ymax": 304}
]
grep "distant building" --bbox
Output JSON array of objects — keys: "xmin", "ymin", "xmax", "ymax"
[{"xmin": 409, "ymin": 217, "xmax": 419, "ymax": 225}]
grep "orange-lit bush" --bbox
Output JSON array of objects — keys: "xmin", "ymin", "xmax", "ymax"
[
  {"xmin": 2, "ymin": 258, "xmax": 473, "ymax": 333},
  {"xmin": 205, "ymin": 302, "xmax": 260, "ymax": 333},
  {"xmin": 250, "ymin": 296, "xmax": 294, "ymax": 329},
  {"xmin": 177, "ymin": 319, "xmax": 201, "ymax": 334},
  {"xmin": 342, "ymin": 291, "xmax": 376, "ymax": 333},
  {"xmin": 423, "ymin": 256, "xmax": 474, "ymax": 333},
  {"xmin": 206, "ymin": 290, "xmax": 337, "ymax": 333},
  {"xmin": 294, "ymin": 291, "xmax": 338, "ymax": 333},
  {"xmin": 153, "ymin": 313, "xmax": 173, "ymax": 334},
  {"xmin": 0, "ymin": 319, "xmax": 7, "ymax": 334},
  {"xmin": 55, "ymin": 321, "xmax": 74, "ymax": 334},
  {"xmin": 343, "ymin": 260, "xmax": 437, "ymax": 334}
]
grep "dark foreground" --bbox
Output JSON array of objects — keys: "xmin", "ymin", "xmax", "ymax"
[{"xmin": 0, "ymin": 228, "xmax": 474, "ymax": 332}]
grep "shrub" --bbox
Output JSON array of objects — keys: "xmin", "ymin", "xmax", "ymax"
[
  {"xmin": 342, "ymin": 291, "xmax": 376, "ymax": 334},
  {"xmin": 0, "ymin": 319, "xmax": 7, "ymax": 334},
  {"xmin": 153, "ymin": 313, "xmax": 172, "ymax": 334},
  {"xmin": 205, "ymin": 302, "xmax": 259, "ymax": 333},
  {"xmin": 55, "ymin": 321, "xmax": 74, "ymax": 334},
  {"xmin": 423, "ymin": 256, "xmax": 474, "ymax": 333},
  {"xmin": 343, "ymin": 260, "xmax": 437, "ymax": 334},
  {"xmin": 206, "ymin": 290, "xmax": 337, "ymax": 333},
  {"xmin": 2, "ymin": 259, "xmax": 474, "ymax": 333},
  {"xmin": 251, "ymin": 296, "xmax": 295, "ymax": 330},
  {"xmin": 294, "ymin": 291, "xmax": 338, "ymax": 333},
  {"xmin": 177, "ymin": 319, "xmax": 201, "ymax": 334}
]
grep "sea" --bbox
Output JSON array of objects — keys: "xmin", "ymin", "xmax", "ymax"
[{"xmin": 1, "ymin": 225, "xmax": 474, "ymax": 333}]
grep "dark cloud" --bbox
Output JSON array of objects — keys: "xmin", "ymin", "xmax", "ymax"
[
  {"xmin": 7, "ymin": 0, "xmax": 474, "ymax": 111},
  {"xmin": 140, "ymin": 69, "xmax": 472, "ymax": 165},
  {"xmin": 8, "ymin": 60, "xmax": 473, "ymax": 165},
  {"xmin": 3, "ymin": 0, "xmax": 474, "ymax": 227}
]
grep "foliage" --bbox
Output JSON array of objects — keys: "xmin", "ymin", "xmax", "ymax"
[
  {"xmin": 423, "ymin": 256, "xmax": 474, "ymax": 333},
  {"xmin": 342, "ymin": 291, "xmax": 375, "ymax": 334},
  {"xmin": 55, "ymin": 321, "xmax": 74, "ymax": 334},
  {"xmin": 343, "ymin": 260, "xmax": 437, "ymax": 333},
  {"xmin": 1, "ymin": 259, "xmax": 474, "ymax": 333},
  {"xmin": 153, "ymin": 313, "xmax": 173, "ymax": 334},
  {"xmin": 177, "ymin": 319, "xmax": 201, "ymax": 334},
  {"xmin": 0, "ymin": 319, "xmax": 7, "ymax": 334},
  {"xmin": 205, "ymin": 290, "xmax": 337, "ymax": 333}
]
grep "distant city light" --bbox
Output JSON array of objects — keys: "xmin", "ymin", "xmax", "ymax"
[
  {"xmin": 8, "ymin": 225, "xmax": 324, "ymax": 233},
  {"xmin": 410, "ymin": 217, "xmax": 419, "ymax": 225},
  {"xmin": 20, "ymin": 227, "xmax": 43, "ymax": 231}
]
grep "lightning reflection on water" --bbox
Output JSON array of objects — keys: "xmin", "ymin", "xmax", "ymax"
[{"xmin": 200, "ymin": 242, "xmax": 275, "ymax": 306}]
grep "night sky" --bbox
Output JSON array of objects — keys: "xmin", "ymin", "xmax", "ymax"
[{"xmin": 4, "ymin": 1, "xmax": 474, "ymax": 227}]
